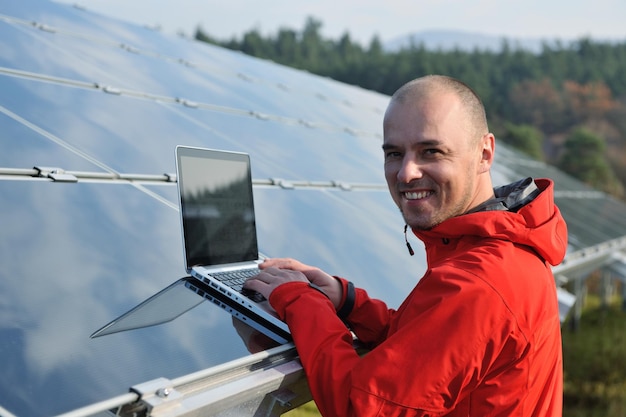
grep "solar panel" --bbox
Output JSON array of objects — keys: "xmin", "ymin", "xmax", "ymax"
[{"xmin": 0, "ymin": 1, "xmax": 625, "ymax": 415}]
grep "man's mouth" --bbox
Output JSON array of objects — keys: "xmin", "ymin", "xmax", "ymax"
[{"xmin": 403, "ymin": 191, "xmax": 433, "ymax": 200}]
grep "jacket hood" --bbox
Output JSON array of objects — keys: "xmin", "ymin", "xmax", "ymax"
[{"xmin": 415, "ymin": 178, "xmax": 568, "ymax": 266}]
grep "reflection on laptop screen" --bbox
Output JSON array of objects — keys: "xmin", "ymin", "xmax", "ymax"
[{"xmin": 178, "ymin": 148, "xmax": 258, "ymax": 267}]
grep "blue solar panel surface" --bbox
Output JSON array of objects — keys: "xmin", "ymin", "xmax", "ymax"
[{"xmin": 1, "ymin": 1, "xmax": 626, "ymax": 416}]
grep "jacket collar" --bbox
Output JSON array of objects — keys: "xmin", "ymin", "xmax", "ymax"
[
  {"xmin": 413, "ymin": 178, "xmax": 568, "ymax": 266},
  {"xmin": 466, "ymin": 177, "xmax": 540, "ymax": 214}
]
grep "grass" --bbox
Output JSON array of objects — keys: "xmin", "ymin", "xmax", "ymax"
[
  {"xmin": 562, "ymin": 295, "xmax": 626, "ymax": 417},
  {"xmin": 283, "ymin": 400, "xmax": 320, "ymax": 417}
]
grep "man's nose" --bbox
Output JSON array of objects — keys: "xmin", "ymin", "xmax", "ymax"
[{"xmin": 397, "ymin": 157, "xmax": 423, "ymax": 183}]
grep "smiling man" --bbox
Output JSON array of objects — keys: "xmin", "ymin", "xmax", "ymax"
[
  {"xmin": 245, "ymin": 75, "xmax": 568, "ymax": 416},
  {"xmin": 382, "ymin": 77, "xmax": 495, "ymax": 230}
]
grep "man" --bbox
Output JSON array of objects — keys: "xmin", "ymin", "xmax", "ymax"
[{"xmin": 244, "ymin": 75, "xmax": 568, "ymax": 416}]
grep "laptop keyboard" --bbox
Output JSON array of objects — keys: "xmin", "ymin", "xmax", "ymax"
[{"xmin": 210, "ymin": 268, "xmax": 265, "ymax": 302}]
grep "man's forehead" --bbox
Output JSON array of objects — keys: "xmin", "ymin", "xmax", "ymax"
[
  {"xmin": 382, "ymin": 138, "xmax": 445, "ymax": 149},
  {"xmin": 384, "ymin": 92, "xmax": 462, "ymax": 127}
]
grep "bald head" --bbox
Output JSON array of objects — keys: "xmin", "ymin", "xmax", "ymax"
[
  {"xmin": 382, "ymin": 75, "xmax": 496, "ymax": 229},
  {"xmin": 387, "ymin": 75, "xmax": 489, "ymax": 144}
]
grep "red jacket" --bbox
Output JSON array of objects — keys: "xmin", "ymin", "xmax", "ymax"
[{"xmin": 270, "ymin": 178, "xmax": 568, "ymax": 416}]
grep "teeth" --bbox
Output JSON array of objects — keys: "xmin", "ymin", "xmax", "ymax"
[{"xmin": 404, "ymin": 191, "xmax": 431, "ymax": 200}]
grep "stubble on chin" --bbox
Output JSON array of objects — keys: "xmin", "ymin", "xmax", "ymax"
[{"xmin": 399, "ymin": 207, "xmax": 438, "ymax": 231}]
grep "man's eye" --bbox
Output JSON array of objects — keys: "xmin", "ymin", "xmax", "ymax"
[{"xmin": 424, "ymin": 148, "xmax": 442, "ymax": 156}]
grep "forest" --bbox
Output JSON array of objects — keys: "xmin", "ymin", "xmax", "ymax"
[{"xmin": 196, "ymin": 17, "xmax": 626, "ymax": 200}]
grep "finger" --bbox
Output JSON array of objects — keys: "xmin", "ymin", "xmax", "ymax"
[
  {"xmin": 243, "ymin": 277, "xmax": 272, "ymax": 296},
  {"xmin": 260, "ymin": 258, "xmax": 305, "ymax": 271},
  {"xmin": 259, "ymin": 258, "xmax": 289, "ymax": 269},
  {"xmin": 250, "ymin": 267, "xmax": 282, "ymax": 282}
]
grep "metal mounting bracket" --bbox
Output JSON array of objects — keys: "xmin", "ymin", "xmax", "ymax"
[
  {"xmin": 130, "ymin": 377, "xmax": 183, "ymax": 415},
  {"xmin": 33, "ymin": 166, "xmax": 78, "ymax": 183}
]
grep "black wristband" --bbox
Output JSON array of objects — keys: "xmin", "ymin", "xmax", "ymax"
[{"xmin": 337, "ymin": 281, "xmax": 355, "ymax": 320}]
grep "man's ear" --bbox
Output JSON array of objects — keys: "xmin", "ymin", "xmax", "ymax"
[{"xmin": 478, "ymin": 133, "xmax": 495, "ymax": 174}]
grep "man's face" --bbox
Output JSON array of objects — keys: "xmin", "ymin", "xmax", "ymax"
[{"xmin": 383, "ymin": 92, "xmax": 490, "ymax": 230}]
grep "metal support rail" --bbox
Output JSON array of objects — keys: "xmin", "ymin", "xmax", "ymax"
[
  {"xmin": 553, "ymin": 236, "xmax": 626, "ymax": 277},
  {"xmin": 53, "ymin": 343, "xmax": 305, "ymax": 417},
  {"xmin": 0, "ymin": 166, "xmax": 176, "ymax": 184},
  {"xmin": 8, "ymin": 169, "xmax": 607, "ymax": 196},
  {"xmin": 0, "ymin": 166, "xmax": 388, "ymax": 191},
  {"xmin": 53, "ymin": 339, "xmax": 371, "ymax": 417},
  {"xmin": 0, "ymin": 65, "xmax": 381, "ymax": 139},
  {"xmin": 52, "ymin": 393, "xmax": 140, "ymax": 417}
]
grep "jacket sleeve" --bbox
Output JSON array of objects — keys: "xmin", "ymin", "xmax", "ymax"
[
  {"xmin": 269, "ymin": 281, "xmax": 373, "ymax": 416},
  {"xmin": 269, "ymin": 268, "xmax": 525, "ymax": 417},
  {"xmin": 335, "ymin": 277, "xmax": 395, "ymax": 346}
]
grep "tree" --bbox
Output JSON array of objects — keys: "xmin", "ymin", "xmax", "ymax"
[
  {"xmin": 274, "ymin": 29, "xmax": 300, "ymax": 64},
  {"xmin": 558, "ymin": 128, "xmax": 623, "ymax": 196},
  {"xmin": 562, "ymin": 80, "xmax": 618, "ymax": 122},
  {"xmin": 195, "ymin": 26, "xmax": 215, "ymax": 44},
  {"xmin": 300, "ymin": 17, "xmax": 325, "ymax": 71},
  {"xmin": 500, "ymin": 123, "xmax": 545, "ymax": 160},
  {"xmin": 508, "ymin": 78, "xmax": 566, "ymax": 133},
  {"xmin": 240, "ymin": 29, "xmax": 271, "ymax": 58}
]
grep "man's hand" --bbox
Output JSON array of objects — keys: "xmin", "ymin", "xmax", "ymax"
[{"xmin": 244, "ymin": 258, "xmax": 343, "ymax": 309}]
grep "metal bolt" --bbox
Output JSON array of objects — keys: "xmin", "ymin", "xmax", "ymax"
[{"xmin": 156, "ymin": 388, "xmax": 171, "ymax": 398}]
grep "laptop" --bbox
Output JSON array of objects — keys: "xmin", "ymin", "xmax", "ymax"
[
  {"xmin": 182, "ymin": 276, "xmax": 289, "ymax": 345},
  {"xmin": 90, "ymin": 276, "xmax": 288, "ymax": 347},
  {"xmin": 175, "ymin": 145, "xmax": 291, "ymax": 343}
]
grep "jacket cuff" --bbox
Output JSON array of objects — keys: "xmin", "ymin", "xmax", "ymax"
[{"xmin": 270, "ymin": 281, "xmax": 332, "ymax": 321}]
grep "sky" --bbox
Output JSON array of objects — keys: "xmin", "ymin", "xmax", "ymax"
[{"xmin": 54, "ymin": 0, "xmax": 626, "ymax": 46}]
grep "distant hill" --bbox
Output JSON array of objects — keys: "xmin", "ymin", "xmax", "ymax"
[{"xmin": 383, "ymin": 30, "xmax": 563, "ymax": 53}]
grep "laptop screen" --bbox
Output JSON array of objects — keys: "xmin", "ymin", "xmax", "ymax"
[{"xmin": 176, "ymin": 147, "xmax": 259, "ymax": 268}]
